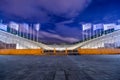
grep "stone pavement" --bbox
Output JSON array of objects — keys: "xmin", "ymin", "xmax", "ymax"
[{"xmin": 0, "ymin": 55, "xmax": 120, "ymax": 80}]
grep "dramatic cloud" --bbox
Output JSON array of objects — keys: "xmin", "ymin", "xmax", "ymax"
[
  {"xmin": 39, "ymin": 31, "xmax": 79, "ymax": 43},
  {"xmin": 55, "ymin": 20, "xmax": 82, "ymax": 39},
  {"xmin": 1, "ymin": 0, "xmax": 119, "ymax": 43},
  {"xmin": 20, "ymin": 26, "xmax": 79, "ymax": 43},
  {"xmin": 0, "ymin": 0, "xmax": 91, "ymax": 23},
  {"xmin": 0, "ymin": 0, "xmax": 92, "ymax": 43}
]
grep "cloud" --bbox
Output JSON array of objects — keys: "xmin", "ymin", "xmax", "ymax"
[
  {"xmin": 0, "ymin": 0, "xmax": 91, "ymax": 23},
  {"xmin": 55, "ymin": 20, "xmax": 82, "ymax": 39},
  {"xmin": 40, "ymin": 31, "xmax": 79, "ymax": 43},
  {"xmin": 19, "ymin": 24, "xmax": 79, "ymax": 43},
  {"xmin": 0, "ymin": 0, "xmax": 92, "ymax": 43},
  {"xmin": 18, "ymin": 24, "xmax": 79, "ymax": 42}
]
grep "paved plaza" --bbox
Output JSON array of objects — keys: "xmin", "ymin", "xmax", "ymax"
[{"xmin": 0, "ymin": 55, "xmax": 120, "ymax": 80}]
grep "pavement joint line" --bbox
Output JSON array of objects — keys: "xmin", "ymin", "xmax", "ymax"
[{"xmin": 54, "ymin": 70, "xmax": 66, "ymax": 80}]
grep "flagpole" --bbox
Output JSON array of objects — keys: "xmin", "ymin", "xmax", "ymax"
[
  {"xmin": 28, "ymin": 24, "xmax": 29, "ymax": 40},
  {"xmin": 87, "ymin": 30, "xmax": 88, "ymax": 40},
  {"xmin": 36, "ymin": 23, "xmax": 40, "ymax": 43},
  {"xmin": 32, "ymin": 29, "xmax": 35, "ymax": 41},
  {"xmin": 31, "ymin": 24, "xmax": 33, "ymax": 41},
  {"xmin": 29, "ymin": 25, "xmax": 31, "ymax": 40},
  {"xmin": 28, "ymin": 24, "xmax": 30, "ymax": 40},
  {"xmin": 16, "ymin": 26, "xmax": 18, "ymax": 36},
  {"xmin": 86, "ymin": 30, "xmax": 88, "ymax": 41},
  {"xmin": 90, "ymin": 27, "xmax": 91, "ymax": 40},
  {"xmin": 33, "ymin": 27, "xmax": 35, "ymax": 41},
  {"xmin": 100, "ymin": 24, "xmax": 103, "ymax": 36},
  {"xmin": 82, "ymin": 31, "xmax": 84, "ymax": 42},
  {"xmin": 20, "ymin": 25, "xmax": 22, "ymax": 38},
  {"xmin": 92, "ymin": 26, "xmax": 94, "ymax": 47},
  {"xmin": 9, "ymin": 22, "xmax": 11, "ymax": 49},
  {"xmin": 29, "ymin": 24, "xmax": 30, "ymax": 40},
  {"xmin": 26, "ymin": 24, "xmax": 29, "ymax": 40},
  {"xmin": 88, "ymin": 30, "xmax": 90, "ymax": 40},
  {"xmin": 99, "ymin": 28, "xmax": 101, "ymax": 36},
  {"xmin": 31, "ymin": 25, "xmax": 33, "ymax": 41},
  {"xmin": 96, "ymin": 29, "xmax": 99, "ymax": 38},
  {"xmin": 16, "ymin": 23, "xmax": 19, "ymax": 36},
  {"xmin": 25, "ymin": 26, "xmax": 27, "ymax": 40},
  {"xmin": 36, "ymin": 31, "xmax": 38, "ymax": 42},
  {"xmin": 32, "ymin": 27, "xmax": 35, "ymax": 41},
  {"xmin": 85, "ymin": 30, "xmax": 86, "ymax": 41},
  {"xmin": 32, "ymin": 25, "xmax": 33, "ymax": 41},
  {"xmin": 26, "ymin": 24, "xmax": 28, "ymax": 39},
  {"xmin": 19, "ymin": 23, "xmax": 21, "ymax": 49},
  {"xmin": 92, "ymin": 26, "xmax": 94, "ymax": 39},
  {"xmin": 19, "ymin": 24, "xmax": 20, "ymax": 37}
]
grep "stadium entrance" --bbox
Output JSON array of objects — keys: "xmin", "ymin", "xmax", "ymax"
[{"xmin": 44, "ymin": 49, "xmax": 78, "ymax": 55}]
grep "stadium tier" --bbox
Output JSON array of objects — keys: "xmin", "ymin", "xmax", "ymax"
[{"xmin": 1, "ymin": 29, "xmax": 120, "ymax": 51}]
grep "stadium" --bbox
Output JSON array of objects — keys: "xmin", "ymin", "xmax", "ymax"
[
  {"xmin": 0, "ymin": 0, "xmax": 120, "ymax": 80},
  {"xmin": 0, "ymin": 21, "xmax": 120, "ymax": 55}
]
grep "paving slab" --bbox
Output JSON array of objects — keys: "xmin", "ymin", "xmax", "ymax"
[{"xmin": 0, "ymin": 55, "xmax": 120, "ymax": 80}]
